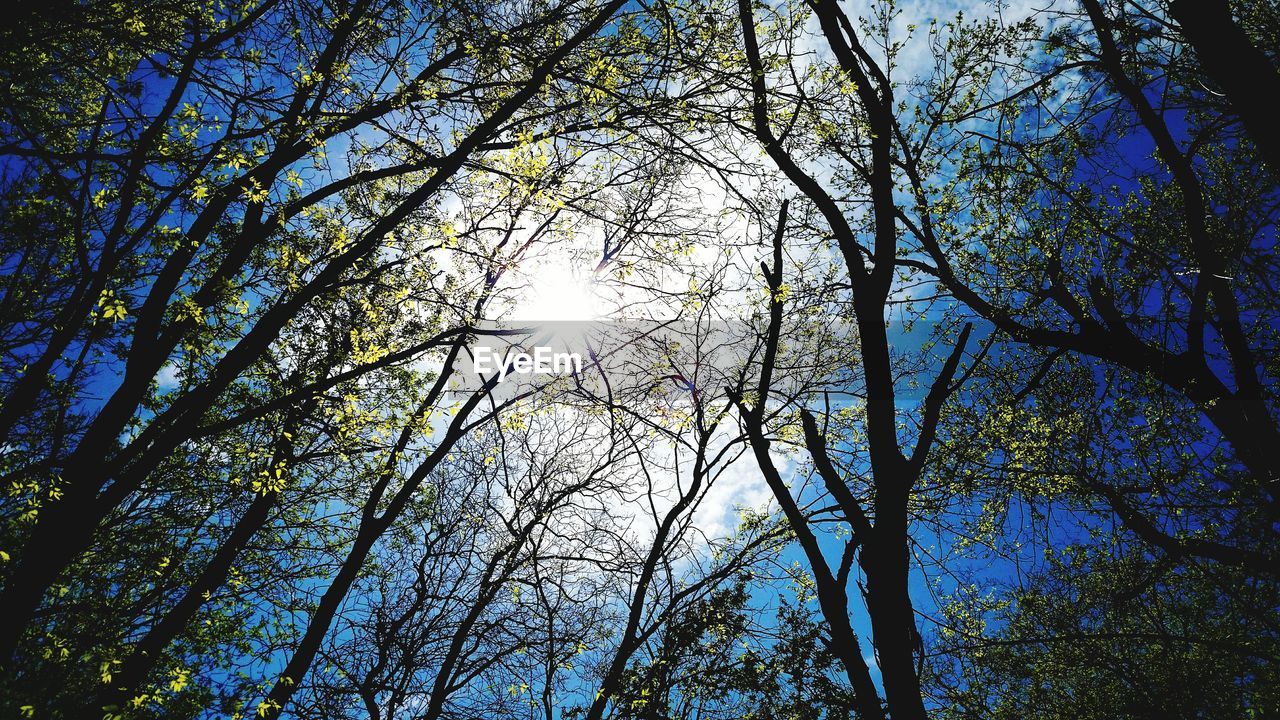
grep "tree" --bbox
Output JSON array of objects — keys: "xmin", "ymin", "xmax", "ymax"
[
  {"xmin": 903, "ymin": 0, "xmax": 1280, "ymax": 563},
  {"xmin": 932, "ymin": 544, "xmax": 1280, "ymax": 720},
  {"xmin": 0, "ymin": 0, "xmax": 662, "ymax": 714},
  {"xmin": 6, "ymin": 0, "xmax": 1280, "ymax": 718},
  {"xmin": 720, "ymin": 2, "xmax": 993, "ymax": 717}
]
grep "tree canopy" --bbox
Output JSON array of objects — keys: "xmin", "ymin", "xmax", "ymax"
[{"xmin": 1, "ymin": 0, "xmax": 1276, "ymax": 718}]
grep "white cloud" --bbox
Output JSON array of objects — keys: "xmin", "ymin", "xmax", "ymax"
[{"xmin": 156, "ymin": 362, "xmax": 180, "ymax": 390}]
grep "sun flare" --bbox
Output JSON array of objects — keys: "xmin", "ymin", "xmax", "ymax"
[{"xmin": 509, "ymin": 263, "xmax": 601, "ymax": 322}]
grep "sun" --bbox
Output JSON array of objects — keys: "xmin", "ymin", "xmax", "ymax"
[{"xmin": 509, "ymin": 262, "xmax": 602, "ymax": 322}]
